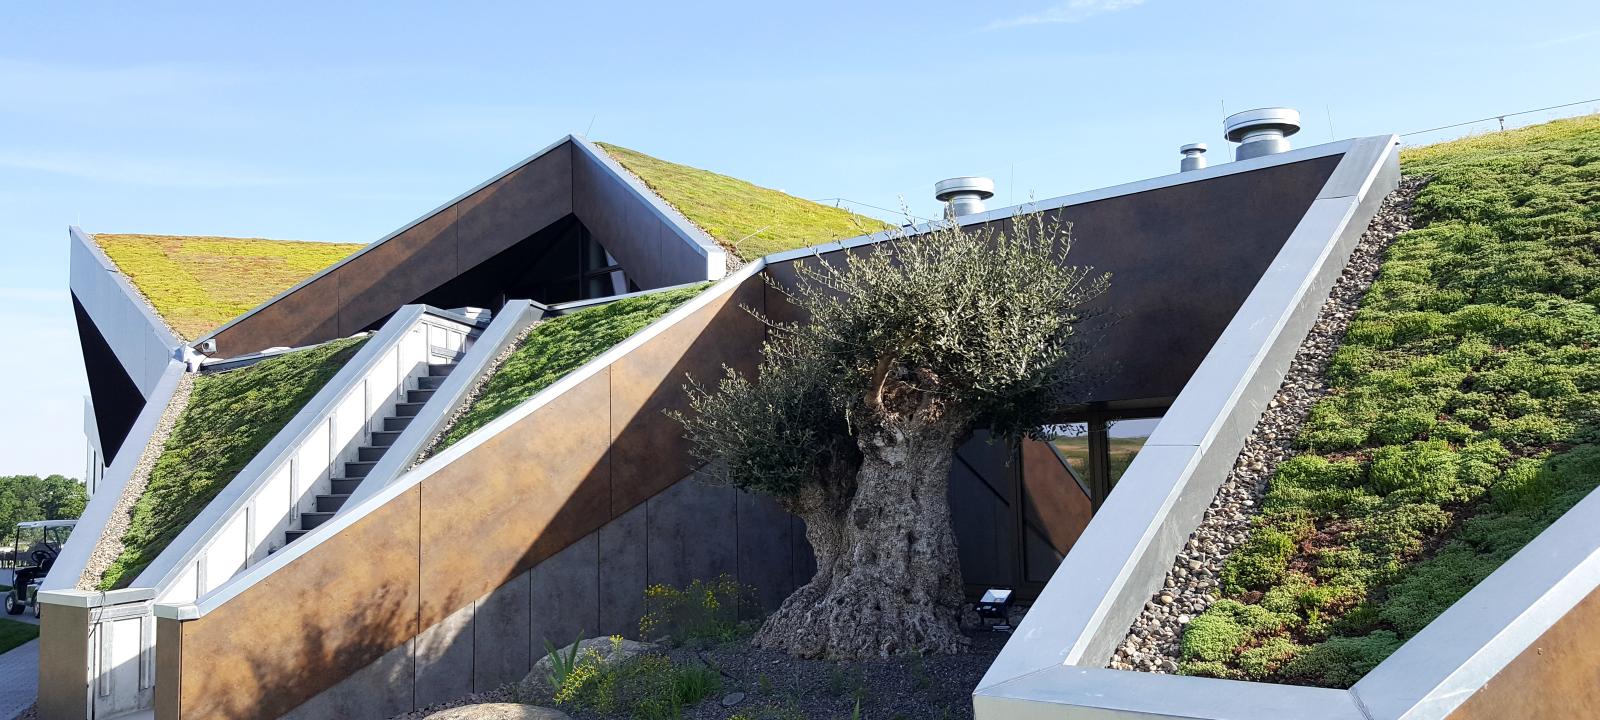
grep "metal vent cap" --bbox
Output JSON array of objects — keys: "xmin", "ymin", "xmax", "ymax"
[
  {"xmin": 934, "ymin": 176, "xmax": 996, "ymax": 217},
  {"xmin": 1224, "ymin": 107, "xmax": 1302, "ymax": 161}
]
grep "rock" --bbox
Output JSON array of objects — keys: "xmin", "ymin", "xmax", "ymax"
[
  {"xmin": 424, "ymin": 704, "xmax": 570, "ymax": 720},
  {"xmin": 722, "ymin": 691, "xmax": 746, "ymax": 707},
  {"xmin": 526, "ymin": 637, "xmax": 658, "ymax": 688},
  {"xmin": 1159, "ymin": 595, "xmax": 1174, "ymax": 605}
]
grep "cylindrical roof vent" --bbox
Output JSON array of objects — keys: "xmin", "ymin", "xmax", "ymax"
[
  {"xmin": 1179, "ymin": 143, "xmax": 1208, "ymax": 172},
  {"xmin": 934, "ymin": 176, "xmax": 995, "ymax": 217},
  {"xmin": 1224, "ymin": 107, "xmax": 1301, "ymax": 161}
]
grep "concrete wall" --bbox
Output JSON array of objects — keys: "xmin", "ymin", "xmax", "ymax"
[{"xmin": 270, "ymin": 478, "xmax": 807, "ymax": 718}]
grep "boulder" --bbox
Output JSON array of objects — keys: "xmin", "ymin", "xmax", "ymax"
[
  {"xmin": 423, "ymin": 704, "xmax": 570, "ymax": 720},
  {"xmin": 529, "ymin": 637, "xmax": 658, "ymax": 689}
]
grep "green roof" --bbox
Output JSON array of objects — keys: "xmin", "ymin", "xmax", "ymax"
[
  {"xmin": 99, "ymin": 337, "xmax": 367, "ymax": 589},
  {"xmin": 596, "ymin": 142, "xmax": 892, "ymax": 261},
  {"xmin": 1180, "ymin": 114, "xmax": 1600, "ymax": 686},
  {"xmin": 93, "ymin": 233, "xmax": 366, "ymax": 341},
  {"xmin": 431, "ymin": 284, "xmax": 707, "ymax": 452}
]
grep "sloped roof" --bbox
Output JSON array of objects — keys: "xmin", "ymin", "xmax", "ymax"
[
  {"xmin": 93, "ymin": 234, "xmax": 365, "ymax": 341},
  {"xmin": 596, "ymin": 142, "xmax": 892, "ymax": 261}
]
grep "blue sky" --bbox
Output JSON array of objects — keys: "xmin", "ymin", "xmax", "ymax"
[{"xmin": 3, "ymin": 1, "xmax": 1598, "ymax": 477}]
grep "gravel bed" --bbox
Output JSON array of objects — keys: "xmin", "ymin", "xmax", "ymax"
[
  {"xmin": 1109, "ymin": 176, "xmax": 1427, "ymax": 673},
  {"xmin": 75, "ymin": 371, "xmax": 196, "ymax": 590},
  {"xmin": 392, "ymin": 625, "xmax": 1016, "ymax": 720}
]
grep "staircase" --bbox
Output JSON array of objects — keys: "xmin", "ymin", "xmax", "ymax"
[{"xmin": 284, "ymin": 361, "xmax": 457, "ymax": 545}]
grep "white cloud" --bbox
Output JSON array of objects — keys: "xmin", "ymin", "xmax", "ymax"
[{"xmin": 987, "ymin": 0, "xmax": 1146, "ymax": 30}]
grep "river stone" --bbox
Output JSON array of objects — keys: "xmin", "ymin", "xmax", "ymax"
[{"xmin": 424, "ymin": 704, "xmax": 570, "ymax": 720}]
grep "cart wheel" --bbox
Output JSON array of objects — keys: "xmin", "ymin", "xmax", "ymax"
[
  {"xmin": 3, "ymin": 593, "xmax": 20, "ymax": 615},
  {"xmin": 30, "ymin": 601, "xmax": 39, "ymax": 619}
]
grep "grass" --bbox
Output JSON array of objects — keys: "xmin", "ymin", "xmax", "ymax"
[
  {"xmin": 1179, "ymin": 114, "xmax": 1600, "ymax": 686},
  {"xmin": 94, "ymin": 234, "xmax": 364, "ymax": 340},
  {"xmin": 98, "ymin": 337, "xmax": 368, "ymax": 589},
  {"xmin": 596, "ymin": 143, "xmax": 891, "ymax": 261},
  {"xmin": 0, "ymin": 618, "xmax": 38, "ymax": 653},
  {"xmin": 435, "ymin": 285, "xmax": 706, "ymax": 449}
]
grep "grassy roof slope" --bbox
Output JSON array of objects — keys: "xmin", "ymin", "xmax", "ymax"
[
  {"xmin": 595, "ymin": 142, "xmax": 891, "ymax": 261},
  {"xmin": 99, "ymin": 337, "xmax": 367, "ymax": 589},
  {"xmin": 434, "ymin": 284, "xmax": 706, "ymax": 451},
  {"xmin": 94, "ymin": 234, "xmax": 365, "ymax": 340},
  {"xmin": 1180, "ymin": 114, "xmax": 1600, "ymax": 687}
]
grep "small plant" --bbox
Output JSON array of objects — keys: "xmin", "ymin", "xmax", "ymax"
[
  {"xmin": 540, "ymin": 630, "xmax": 585, "ymax": 690},
  {"xmin": 907, "ymin": 650, "xmax": 931, "ymax": 691},
  {"xmin": 639, "ymin": 574, "xmax": 755, "ymax": 647},
  {"xmin": 671, "ymin": 662, "xmax": 723, "ymax": 706},
  {"xmin": 825, "ymin": 661, "xmax": 849, "ymax": 697}
]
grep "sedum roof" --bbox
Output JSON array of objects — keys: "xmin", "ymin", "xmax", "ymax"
[
  {"xmin": 596, "ymin": 142, "xmax": 892, "ymax": 261},
  {"xmin": 93, "ymin": 233, "xmax": 365, "ymax": 341}
]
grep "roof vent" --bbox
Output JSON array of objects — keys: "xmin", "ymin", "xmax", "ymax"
[
  {"xmin": 1224, "ymin": 107, "xmax": 1301, "ymax": 161},
  {"xmin": 1179, "ymin": 143, "xmax": 1208, "ymax": 172},
  {"xmin": 934, "ymin": 176, "xmax": 995, "ymax": 217}
]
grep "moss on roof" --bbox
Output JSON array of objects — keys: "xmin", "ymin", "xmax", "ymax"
[
  {"xmin": 433, "ymin": 284, "xmax": 707, "ymax": 451},
  {"xmin": 1179, "ymin": 114, "xmax": 1600, "ymax": 686},
  {"xmin": 93, "ymin": 234, "xmax": 366, "ymax": 341},
  {"xmin": 98, "ymin": 337, "xmax": 367, "ymax": 590},
  {"xmin": 596, "ymin": 142, "xmax": 892, "ymax": 261}
]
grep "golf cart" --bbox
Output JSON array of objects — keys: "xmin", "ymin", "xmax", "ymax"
[{"xmin": 6, "ymin": 519, "xmax": 75, "ymax": 618}]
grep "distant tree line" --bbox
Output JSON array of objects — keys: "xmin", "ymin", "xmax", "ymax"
[{"xmin": 0, "ymin": 475, "xmax": 86, "ymax": 544}]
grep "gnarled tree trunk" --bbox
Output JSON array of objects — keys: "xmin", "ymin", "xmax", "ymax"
[{"xmin": 755, "ymin": 420, "xmax": 969, "ymax": 658}]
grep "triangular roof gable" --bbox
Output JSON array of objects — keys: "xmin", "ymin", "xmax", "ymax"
[{"xmin": 198, "ymin": 136, "xmax": 728, "ymax": 358}]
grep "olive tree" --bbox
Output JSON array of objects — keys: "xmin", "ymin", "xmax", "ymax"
[{"xmin": 676, "ymin": 209, "xmax": 1109, "ymax": 658}]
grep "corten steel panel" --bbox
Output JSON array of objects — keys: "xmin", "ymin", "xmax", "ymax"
[
  {"xmin": 417, "ymin": 370, "xmax": 611, "ymax": 628},
  {"xmin": 337, "ymin": 207, "xmax": 459, "ymax": 336},
  {"xmin": 608, "ymin": 275, "xmax": 765, "ymax": 514},
  {"xmin": 210, "ymin": 270, "xmax": 342, "ymax": 358},
  {"xmin": 764, "ymin": 156, "xmax": 1341, "ymax": 405},
  {"xmin": 1447, "ymin": 585, "xmax": 1600, "ymax": 719},
  {"xmin": 210, "ymin": 143, "xmax": 574, "ymax": 357},
  {"xmin": 572, "ymin": 142, "xmax": 668, "ymax": 289},
  {"xmin": 455, "ymin": 144, "xmax": 573, "ymax": 270},
  {"xmin": 1020, "ymin": 438, "xmax": 1093, "ymax": 558},
  {"xmin": 38, "ymin": 604, "xmax": 90, "ymax": 720},
  {"xmin": 156, "ymin": 616, "xmax": 182, "ymax": 720},
  {"xmin": 176, "ymin": 487, "xmax": 421, "ymax": 720}
]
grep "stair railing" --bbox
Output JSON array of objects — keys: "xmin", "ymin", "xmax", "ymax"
[
  {"xmin": 341, "ymin": 299, "xmax": 545, "ymax": 511},
  {"xmin": 135, "ymin": 305, "xmax": 481, "ymax": 606}
]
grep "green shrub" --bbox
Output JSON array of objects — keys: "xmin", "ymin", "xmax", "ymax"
[
  {"xmin": 1281, "ymin": 632, "xmax": 1403, "ymax": 687},
  {"xmin": 639, "ymin": 575, "xmax": 755, "ymax": 647}
]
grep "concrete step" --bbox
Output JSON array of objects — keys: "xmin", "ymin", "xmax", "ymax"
[
  {"xmin": 285, "ymin": 529, "xmax": 308, "ymax": 544},
  {"xmin": 345, "ymin": 460, "xmax": 378, "ymax": 478},
  {"xmin": 428, "ymin": 363, "xmax": 457, "ymax": 377},
  {"xmin": 316, "ymin": 494, "xmax": 351, "ymax": 513},
  {"xmin": 407, "ymin": 388, "xmax": 436, "ymax": 404},
  {"xmin": 301, "ymin": 511, "xmax": 335, "ymax": 530},
  {"xmin": 416, "ymin": 375, "xmax": 447, "ymax": 390},
  {"xmin": 395, "ymin": 402, "xmax": 426, "ymax": 417},
  {"xmin": 331, "ymin": 477, "xmax": 364, "ymax": 495},
  {"xmin": 384, "ymin": 416, "xmax": 413, "ymax": 432},
  {"xmin": 357, "ymin": 445, "xmax": 389, "ymax": 462}
]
